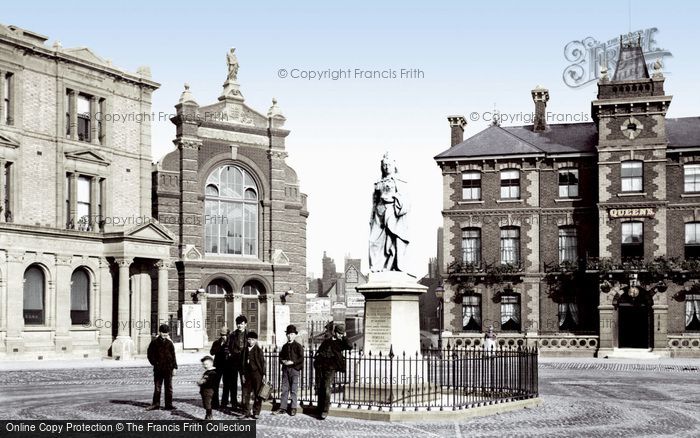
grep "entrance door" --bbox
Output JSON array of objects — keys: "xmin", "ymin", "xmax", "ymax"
[
  {"xmin": 206, "ymin": 298, "xmax": 226, "ymax": 341},
  {"xmin": 618, "ymin": 304, "xmax": 651, "ymax": 348},
  {"xmin": 242, "ymin": 298, "xmax": 259, "ymax": 333}
]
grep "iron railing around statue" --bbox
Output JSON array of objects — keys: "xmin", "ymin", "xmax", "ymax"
[{"xmin": 262, "ymin": 344, "xmax": 538, "ymax": 411}]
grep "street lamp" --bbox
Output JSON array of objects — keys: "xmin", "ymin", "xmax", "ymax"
[{"xmin": 435, "ymin": 284, "xmax": 445, "ymax": 351}]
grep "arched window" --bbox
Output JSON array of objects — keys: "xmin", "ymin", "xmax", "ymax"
[
  {"xmin": 206, "ymin": 279, "xmax": 232, "ymax": 295},
  {"xmin": 70, "ymin": 269, "xmax": 90, "ymax": 325},
  {"xmin": 205, "ymin": 165, "xmax": 258, "ymax": 256},
  {"xmin": 23, "ymin": 265, "xmax": 45, "ymax": 325}
]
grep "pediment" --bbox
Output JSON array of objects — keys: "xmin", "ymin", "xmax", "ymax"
[
  {"xmin": 65, "ymin": 150, "xmax": 110, "ymax": 166},
  {"xmin": 272, "ymin": 249, "xmax": 290, "ymax": 265},
  {"xmin": 0, "ymin": 132, "xmax": 19, "ymax": 149},
  {"xmin": 64, "ymin": 47, "xmax": 107, "ymax": 66},
  {"xmin": 125, "ymin": 221, "xmax": 175, "ymax": 243}
]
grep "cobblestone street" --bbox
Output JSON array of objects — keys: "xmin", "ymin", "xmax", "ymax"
[{"xmin": 0, "ymin": 358, "xmax": 699, "ymax": 437}]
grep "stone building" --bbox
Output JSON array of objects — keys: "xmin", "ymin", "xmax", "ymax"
[
  {"xmin": 435, "ymin": 36, "xmax": 700, "ymax": 357},
  {"xmin": 152, "ymin": 53, "xmax": 309, "ymax": 346},
  {"xmin": 0, "ymin": 24, "xmax": 172, "ymax": 359}
]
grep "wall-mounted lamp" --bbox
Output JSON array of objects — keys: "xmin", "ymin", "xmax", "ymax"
[
  {"xmin": 281, "ymin": 287, "xmax": 294, "ymax": 304},
  {"xmin": 191, "ymin": 288, "xmax": 205, "ymax": 303}
]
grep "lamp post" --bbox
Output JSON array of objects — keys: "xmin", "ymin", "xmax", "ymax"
[{"xmin": 435, "ymin": 284, "xmax": 445, "ymax": 351}]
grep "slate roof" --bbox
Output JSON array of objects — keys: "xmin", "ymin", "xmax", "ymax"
[{"xmin": 435, "ymin": 117, "xmax": 700, "ymax": 160}]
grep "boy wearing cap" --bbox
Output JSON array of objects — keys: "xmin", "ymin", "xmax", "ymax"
[
  {"xmin": 241, "ymin": 331, "xmax": 265, "ymax": 419},
  {"xmin": 313, "ymin": 323, "xmax": 352, "ymax": 419},
  {"xmin": 273, "ymin": 324, "xmax": 304, "ymax": 416},
  {"xmin": 145, "ymin": 324, "xmax": 178, "ymax": 411},
  {"xmin": 197, "ymin": 355, "xmax": 218, "ymax": 420}
]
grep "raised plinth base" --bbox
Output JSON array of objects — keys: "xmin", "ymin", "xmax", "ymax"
[
  {"xmin": 111, "ymin": 336, "xmax": 134, "ymax": 360},
  {"xmin": 356, "ymin": 271, "xmax": 427, "ymax": 356},
  {"xmin": 343, "ymin": 383, "xmax": 439, "ymax": 404}
]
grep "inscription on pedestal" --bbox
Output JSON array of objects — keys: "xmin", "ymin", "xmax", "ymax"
[{"xmin": 364, "ymin": 300, "xmax": 391, "ymax": 353}]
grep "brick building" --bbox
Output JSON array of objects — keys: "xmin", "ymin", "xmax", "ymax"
[
  {"xmin": 152, "ymin": 54, "xmax": 309, "ymax": 346},
  {"xmin": 0, "ymin": 24, "xmax": 172, "ymax": 359},
  {"xmin": 435, "ymin": 36, "xmax": 700, "ymax": 357}
]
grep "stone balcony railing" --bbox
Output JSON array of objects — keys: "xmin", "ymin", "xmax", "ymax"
[
  {"xmin": 442, "ymin": 332, "xmax": 599, "ymax": 357},
  {"xmin": 668, "ymin": 334, "xmax": 700, "ymax": 357}
]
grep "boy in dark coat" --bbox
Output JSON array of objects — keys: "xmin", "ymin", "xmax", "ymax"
[
  {"xmin": 145, "ymin": 324, "xmax": 178, "ymax": 410},
  {"xmin": 197, "ymin": 355, "xmax": 218, "ymax": 420},
  {"xmin": 241, "ymin": 331, "xmax": 265, "ymax": 419},
  {"xmin": 313, "ymin": 323, "xmax": 351, "ymax": 419},
  {"xmin": 209, "ymin": 327, "xmax": 229, "ymax": 409},
  {"xmin": 272, "ymin": 324, "xmax": 304, "ymax": 416}
]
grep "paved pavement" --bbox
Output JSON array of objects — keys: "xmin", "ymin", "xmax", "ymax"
[{"xmin": 0, "ymin": 358, "xmax": 699, "ymax": 437}]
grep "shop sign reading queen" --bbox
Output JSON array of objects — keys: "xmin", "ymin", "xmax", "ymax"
[{"xmin": 608, "ymin": 208, "xmax": 656, "ymax": 219}]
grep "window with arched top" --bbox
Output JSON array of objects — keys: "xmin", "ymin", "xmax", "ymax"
[
  {"xmin": 23, "ymin": 265, "xmax": 45, "ymax": 325},
  {"xmin": 206, "ymin": 279, "xmax": 232, "ymax": 295},
  {"xmin": 70, "ymin": 268, "xmax": 90, "ymax": 325},
  {"xmin": 205, "ymin": 165, "xmax": 258, "ymax": 256}
]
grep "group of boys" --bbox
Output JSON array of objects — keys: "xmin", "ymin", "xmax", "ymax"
[{"xmin": 146, "ymin": 318, "xmax": 351, "ymax": 421}]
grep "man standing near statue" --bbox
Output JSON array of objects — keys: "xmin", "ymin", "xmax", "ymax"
[
  {"xmin": 313, "ymin": 322, "xmax": 352, "ymax": 420},
  {"xmin": 369, "ymin": 152, "xmax": 410, "ymax": 272}
]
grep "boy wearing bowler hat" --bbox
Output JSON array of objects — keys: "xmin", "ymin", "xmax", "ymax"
[{"xmin": 272, "ymin": 324, "xmax": 304, "ymax": 416}]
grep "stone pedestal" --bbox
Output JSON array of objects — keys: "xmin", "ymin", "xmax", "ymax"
[
  {"xmin": 356, "ymin": 271, "xmax": 427, "ymax": 356},
  {"xmin": 345, "ymin": 272, "xmax": 434, "ymax": 404},
  {"xmin": 111, "ymin": 336, "xmax": 134, "ymax": 360}
]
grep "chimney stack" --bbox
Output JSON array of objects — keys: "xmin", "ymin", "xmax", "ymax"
[
  {"xmin": 531, "ymin": 86, "xmax": 549, "ymax": 132},
  {"xmin": 447, "ymin": 115, "xmax": 467, "ymax": 146}
]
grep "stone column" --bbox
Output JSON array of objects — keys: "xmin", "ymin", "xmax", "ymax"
[
  {"xmin": 136, "ymin": 268, "xmax": 152, "ymax": 354},
  {"xmin": 259, "ymin": 295, "xmax": 273, "ymax": 345},
  {"xmin": 90, "ymin": 177, "xmax": 99, "ymax": 232},
  {"xmin": 54, "ymin": 255, "xmax": 73, "ymax": 353},
  {"xmin": 111, "ymin": 257, "xmax": 134, "ymax": 360},
  {"xmin": 156, "ymin": 260, "xmax": 170, "ymax": 327},
  {"xmin": 652, "ymin": 292, "xmax": 669, "ymax": 355},
  {"xmin": 598, "ymin": 289, "xmax": 616, "ymax": 356},
  {"xmin": 4, "ymin": 252, "xmax": 24, "ymax": 354},
  {"xmin": 0, "ymin": 158, "xmax": 5, "ymax": 223},
  {"xmin": 68, "ymin": 173, "xmax": 78, "ymax": 229},
  {"xmin": 0, "ymin": 70, "xmax": 4, "ymax": 124},
  {"xmin": 200, "ymin": 292, "xmax": 209, "ymax": 346},
  {"xmin": 232, "ymin": 293, "xmax": 243, "ymax": 326},
  {"xmin": 68, "ymin": 90, "xmax": 78, "ymax": 141},
  {"xmin": 97, "ymin": 258, "xmax": 113, "ymax": 354},
  {"xmin": 90, "ymin": 96, "xmax": 99, "ymax": 144}
]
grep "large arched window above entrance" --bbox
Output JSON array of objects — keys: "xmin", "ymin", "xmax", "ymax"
[
  {"xmin": 23, "ymin": 265, "xmax": 45, "ymax": 325},
  {"xmin": 70, "ymin": 268, "xmax": 90, "ymax": 325},
  {"xmin": 205, "ymin": 165, "xmax": 258, "ymax": 256}
]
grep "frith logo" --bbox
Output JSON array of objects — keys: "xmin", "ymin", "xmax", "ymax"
[{"xmin": 608, "ymin": 208, "xmax": 655, "ymax": 218}]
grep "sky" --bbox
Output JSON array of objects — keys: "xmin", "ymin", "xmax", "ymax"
[{"xmin": 4, "ymin": 0, "xmax": 700, "ymax": 279}]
